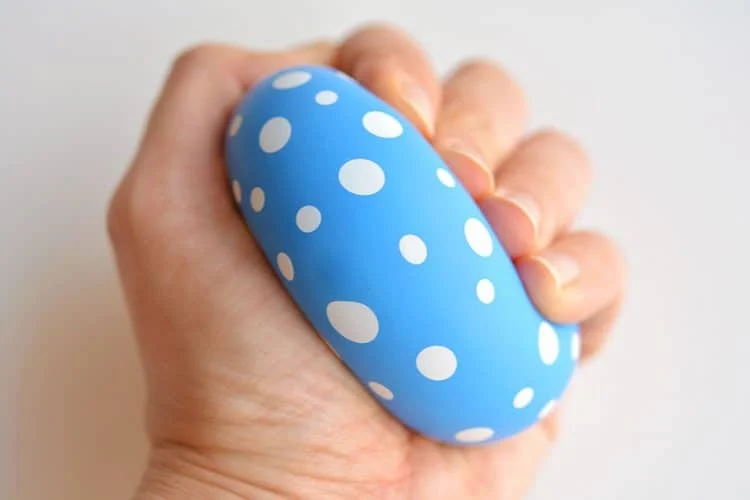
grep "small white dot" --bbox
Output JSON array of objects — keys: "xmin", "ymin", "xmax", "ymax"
[
  {"xmin": 368, "ymin": 381, "xmax": 394, "ymax": 400},
  {"xmin": 259, "ymin": 117, "xmax": 291, "ymax": 153},
  {"xmin": 362, "ymin": 111, "xmax": 403, "ymax": 138},
  {"xmin": 464, "ymin": 218, "xmax": 493, "ymax": 257},
  {"xmin": 513, "ymin": 387, "xmax": 534, "ymax": 409},
  {"xmin": 538, "ymin": 400, "xmax": 557, "ymax": 420},
  {"xmin": 229, "ymin": 115, "xmax": 243, "ymax": 136},
  {"xmin": 339, "ymin": 159, "xmax": 385, "ymax": 196},
  {"xmin": 232, "ymin": 180, "xmax": 241, "ymax": 204},
  {"xmin": 455, "ymin": 427, "xmax": 494, "ymax": 443},
  {"xmin": 416, "ymin": 346, "xmax": 457, "ymax": 381},
  {"xmin": 436, "ymin": 168, "xmax": 456, "ymax": 188},
  {"xmin": 277, "ymin": 253, "xmax": 294, "ymax": 281},
  {"xmin": 538, "ymin": 321, "xmax": 560, "ymax": 366},
  {"xmin": 476, "ymin": 279, "xmax": 495, "ymax": 304},
  {"xmin": 315, "ymin": 90, "xmax": 338, "ymax": 105},
  {"xmin": 272, "ymin": 70, "xmax": 312, "ymax": 89},
  {"xmin": 571, "ymin": 332, "xmax": 581, "ymax": 361},
  {"xmin": 399, "ymin": 234, "xmax": 427, "ymax": 265},
  {"xmin": 250, "ymin": 187, "xmax": 265, "ymax": 212},
  {"xmin": 327, "ymin": 301, "xmax": 379, "ymax": 343},
  {"xmin": 296, "ymin": 205, "xmax": 322, "ymax": 233}
]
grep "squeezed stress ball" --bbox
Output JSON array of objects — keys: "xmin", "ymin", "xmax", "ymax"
[{"xmin": 224, "ymin": 65, "xmax": 580, "ymax": 446}]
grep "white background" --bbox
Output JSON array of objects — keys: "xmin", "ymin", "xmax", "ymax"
[{"xmin": 2, "ymin": 1, "xmax": 749, "ymax": 499}]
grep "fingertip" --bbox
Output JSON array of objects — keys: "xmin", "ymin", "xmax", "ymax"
[
  {"xmin": 515, "ymin": 254, "xmax": 580, "ymax": 324},
  {"xmin": 478, "ymin": 193, "xmax": 538, "ymax": 257}
]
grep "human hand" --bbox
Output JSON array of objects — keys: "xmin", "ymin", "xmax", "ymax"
[{"xmin": 107, "ymin": 24, "xmax": 626, "ymax": 499}]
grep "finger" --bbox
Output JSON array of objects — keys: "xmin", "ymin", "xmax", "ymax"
[
  {"xmin": 578, "ymin": 297, "xmax": 623, "ymax": 362},
  {"xmin": 335, "ymin": 23, "xmax": 441, "ymax": 137},
  {"xmin": 514, "ymin": 230, "xmax": 627, "ymax": 325},
  {"xmin": 434, "ymin": 60, "xmax": 528, "ymax": 197},
  {"xmin": 478, "ymin": 130, "xmax": 592, "ymax": 257}
]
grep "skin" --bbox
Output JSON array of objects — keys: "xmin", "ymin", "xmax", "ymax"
[{"xmin": 107, "ymin": 24, "xmax": 627, "ymax": 500}]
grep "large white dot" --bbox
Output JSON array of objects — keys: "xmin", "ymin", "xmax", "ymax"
[
  {"xmin": 259, "ymin": 117, "xmax": 291, "ymax": 153},
  {"xmin": 476, "ymin": 278, "xmax": 495, "ymax": 304},
  {"xmin": 272, "ymin": 70, "xmax": 312, "ymax": 89},
  {"xmin": 250, "ymin": 187, "xmax": 265, "ymax": 212},
  {"xmin": 464, "ymin": 218, "xmax": 493, "ymax": 257},
  {"xmin": 455, "ymin": 427, "xmax": 494, "ymax": 443},
  {"xmin": 276, "ymin": 252, "xmax": 294, "ymax": 281},
  {"xmin": 296, "ymin": 205, "xmax": 322, "ymax": 233},
  {"xmin": 362, "ymin": 111, "xmax": 403, "ymax": 138},
  {"xmin": 327, "ymin": 301, "xmax": 379, "ymax": 343},
  {"xmin": 571, "ymin": 331, "xmax": 581, "ymax": 361},
  {"xmin": 436, "ymin": 168, "xmax": 456, "ymax": 188},
  {"xmin": 513, "ymin": 387, "xmax": 534, "ymax": 409},
  {"xmin": 416, "ymin": 346, "xmax": 457, "ymax": 381},
  {"xmin": 368, "ymin": 381, "xmax": 394, "ymax": 400},
  {"xmin": 232, "ymin": 180, "xmax": 241, "ymax": 204},
  {"xmin": 315, "ymin": 90, "xmax": 338, "ymax": 105},
  {"xmin": 538, "ymin": 321, "xmax": 560, "ymax": 365},
  {"xmin": 338, "ymin": 159, "xmax": 385, "ymax": 196},
  {"xmin": 399, "ymin": 234, "xmax": 427, "ymax": 265},
  {"xmin": 538, "ymin": 400, "xmax": 557, "ymax": 420},
  {"xmin": 229, "ymin": 115, "xmax": 243, "ymax": 137}
]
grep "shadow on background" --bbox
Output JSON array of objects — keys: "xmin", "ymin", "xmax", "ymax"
[{"xmin": 16, "ymin": 245, "xmax": 147, "ymax": 500}]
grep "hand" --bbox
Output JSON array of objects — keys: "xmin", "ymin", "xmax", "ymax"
[{"xmin": 108, "ymin": 24, "xmax": 626, "ymax": 499}]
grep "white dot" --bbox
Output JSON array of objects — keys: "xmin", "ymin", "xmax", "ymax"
[
  {"xmin": 464, "ymin": 218, "xmax": 494, "ymax": 257},
  {"xmin": 315, "ymin": 90, "xmax": 338, "ymax": 105},
  {"xmin": 250, "ymin": 187, "xmax": 265, "ymax": 212},
  {"xmin": 296, "ymin": 205, "xmax": 322, "ymax": 233},
  {"xmin": 259, "ymin": 117, "xmax": 291, "ymax": 153},
  {"xmin": 476, "ymin": 279, "xmax": 495, "ymax": 304},
  {"xmin": 538, "ymin": 321, "xmax": 560, "ymax": 365},
  {"xmin": 232, "ymin": 180, "xmax": 241, "ymax": 204},
  {"xmin": 338, "ymin": 159, "xmax": 385, "ymax": 196},
  {"xmin": 416, "ymin": 346, "xmax": 457, "ymax": 381},
  {"xmin": 513, "ymin": 387, "xmax": 534, "ymax": 409},
  {"xmin": 272, "ymin": 70, "xmax": 312, "ymax": 89},
  {"xmin": 571, "ymin": 332, "xmax": 581, "ymax": 361},
  {"xmin": 399, "ymin": 234, "xmax": 427, "ymax": 265},
  {"xmin": 455, "ymin": 427, "xmax": 494, "ymax": 443},
  {"xmin": 436, "ymin": 168, "xmax": 456, "ymax": 188},
  {"xmin": 229, "ymin": 115, "xmax": 243, "ymax": 136},
  {"xmin": 538, "ymin": 400, "xmax": 557, "ymax": 420},
  {"xmin": 368, "ymin": 381, "xmax": 394, "ymax": 400},
  {"xmin": 276, "ymin": 253, "xmax": 294, "ymax": 281},
  {"xmin": 362, "ymin": 111, "xmax": 403, "ymax": 138},
  {"xmin": 327, "ymin": 301, "xmax": 379, "ymax": 343}
]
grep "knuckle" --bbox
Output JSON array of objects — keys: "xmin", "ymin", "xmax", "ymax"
[
  {"xmin": 170, "ymin": 43, "xmax": 222, "ymax": 76},
  {"xmin": 106, "ymin": 170, "xmax": 167, "ymax": 249}
]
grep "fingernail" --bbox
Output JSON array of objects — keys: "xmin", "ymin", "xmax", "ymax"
[
  {"xmin": 493, "ymin": 188, "xmax": 541, "ymax": 241},
  {"xmin": 531, "ymin": 251, "xmax": 580, "ymax": 289},
  {"xmin": 399, "ymin": 78, "xmax": 435, "ymax": 136},
  {"xmin": 441, "ymin": 138, "xmax": 494, "ymax": 189}
]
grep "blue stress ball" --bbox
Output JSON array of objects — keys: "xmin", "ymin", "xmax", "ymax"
[{"xmin": 224, "ymin": 65, "xmax": 580, "ymax": 446}]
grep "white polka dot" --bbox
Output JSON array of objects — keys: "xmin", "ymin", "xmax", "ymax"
[
  {"xmin": 296, "ymin": 205, "xmax": 322, "ymax": 233},
  {"xmin": 259, "ymin": 117, "xmax": 291, "ymax": 153},
  {"xmin": 250, "ymin": 187, "xmax": 265, "ymax": 212},
  {"xmin": 276, "ymin": 253, "xmax": 294, "ymax": 281},
  {"xmin": 327, "ymin": 301, "xmax": 379, "ymax": 343},
  {"xmin": 362, "ymin": 111, "xmax": 403, "ymax": 138},
  {"xmin": 315, "ymin": 90, "xmax": 338, "ymax": 105},
  {"xmin": 476, "ymin": 279, "xmax": 495, "ymax": 304},
  {"xmin": 229, "ymin": 115, "xmax": 243, "ymax": 136},
  {"xmin": 368, "ymin": 381, "xmax": 394, "ymax": 400},
  {"xmin": 232, "ymin": 180, "xmax": 241, "ymax": 204},
  {"xmin": 538, "ymin": 400, "xmax": 557, "ymax": 420},
  {"xmin": 571, "ymin": 331, "xmax": 581, "ymax": 361},
  {"xmin": 538, "ymin": 321, "xmax": 560, "ymax": 365},
  {"xmin": 338, "ymin": 159, "xmax": 385, "ymax": 196},
  {"xmin": 513, "ymin": 387, "xmax": 534, "ymax": 409},
  {"xmin": 455, "ymin": 427, "xmax": 494, "ymax": 443},
  {"xmin": 272, "ymin": 70, "xmax": 312, "ymax": 89},
  {"xmin": 464, "ymin": 218, "xmax": 493, "ymax": 257},
  {"xmin": 436, "ymin": 168, "xmax": 456, "ymax": 188},
  {"xmin": 416, "ymin": 346, "xmax": 457, "ymax": 381},
  {"xmin": 399, "ymin": 234, "xmax": 427, "ymax": 265}
]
